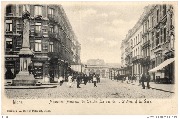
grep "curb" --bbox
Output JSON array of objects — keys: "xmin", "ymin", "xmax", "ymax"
[
  {"xmin": 130, "ymin": 82, "xmax": 174, "ymax": 93},
  {"xmin": 5, "ymin": 85, "xmax": 57, "ymax": 89}
]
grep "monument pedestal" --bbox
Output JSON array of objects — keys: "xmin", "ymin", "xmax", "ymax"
[{"xmin": 13, "ymin": 71, "xmax": 37, "ymax": 86}]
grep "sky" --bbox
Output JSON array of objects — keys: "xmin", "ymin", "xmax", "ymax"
[{"xmin": 61, "ymin": 2, "xmax": 148, "ymax": 64}]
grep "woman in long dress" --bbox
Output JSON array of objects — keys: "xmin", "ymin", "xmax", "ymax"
[{"xmin": 67, "ymin": 74, "xmax": 73, "ymax": 88}]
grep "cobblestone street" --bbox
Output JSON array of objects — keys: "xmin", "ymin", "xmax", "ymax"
[{"xmin": 5, "ymin": 78, "xmax": 174, "ymax": 99}]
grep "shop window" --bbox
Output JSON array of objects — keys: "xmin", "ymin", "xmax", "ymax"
[
  {"xmin": 35, "ymin": 40, "xmax": 42, "ymax": 52},
  {"xmin": 34, "ymin": 5, "xmax": 42, "ymax": 16},
  {"xmin": 6, "ymin": 20, "xmax": 12, "ymax": 32},
  {"xmin": 49, "ymin": 42, "xmax": 53, "ymax": 52},
  {"xmin": 6, "ymin": 38, "xmax": 13, "ymax": 49}
]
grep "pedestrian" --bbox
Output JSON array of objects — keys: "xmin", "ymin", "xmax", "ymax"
[
  {"xmin": 146, "ymin": 72, "xmax": 151, "ymax": 89},
  {"xmin": 93, "ymin": 74, "xmax": 97, "ymax": 87},
  {"xmin": 59, "ymin": 76, "xmax": 64, "ymax": 86},
  {"xmin": 67, "ymin": 74, "xmax": 73, "ymax": 88},
  {"xmin": 76, "ymin": 73, "xmax": 81, "ymax": 88},
  {"xmin": 139, "ymin": 74, "xmax": 143, "ymax": 86},
  {"xmin": 126, "ymin": 75, "xmax": 129, "ymax": 83},
  {"xmin": 97, "ymin": 75, "xmax": 100, "ymax": 83},
  {"xmin": 141, "ymin": 73, "xmax": 146, "ymax": 89}
]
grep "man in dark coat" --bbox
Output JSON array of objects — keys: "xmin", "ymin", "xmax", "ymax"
[
  {"xmin": 141, "ymin": 73, "xmax": 146, "ymax": 89},
  {"xmin": 76, "ymin": 73, "xmax": 81, "ymax": 88},
  {"xmin": 146, "ymin": 72, "xmax": 151, "ymax": 89}
]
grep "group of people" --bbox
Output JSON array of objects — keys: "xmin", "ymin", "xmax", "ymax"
[
  {"xmin": 63, "ymin": 73, "xmax": 101, "ymax": 88},
  {"xmin": 140, "ymin": 72, "xmax": 151, "ymax": 89},
  {"xmin": 115, "ymin": 72, "xmax": 151, "ymax": 89},
  {"xmin": 115, "ymin": 74, "xmax": 137, "ymax": 83}
]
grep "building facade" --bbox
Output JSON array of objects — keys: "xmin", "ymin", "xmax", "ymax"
[
  {"xmin": 83, "ymin": 59, "xmax": 109, "ymax": 78},
  {"xmin": 120, "ymin": 4, "xmax": 175, "ymax": 83},
  {"xmin": 4, "ymin": 4, "xmax": 81, "ymax": 82}
]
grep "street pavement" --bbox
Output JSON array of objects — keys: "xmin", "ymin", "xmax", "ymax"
[{"xmin": 5, "ymin": 78, "xmax": 174, "ymax": 99}]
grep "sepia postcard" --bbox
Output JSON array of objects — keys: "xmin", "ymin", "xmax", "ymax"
[{"xmin": 1, "ymin": 1, "xmax": 178, "ymax": 115}]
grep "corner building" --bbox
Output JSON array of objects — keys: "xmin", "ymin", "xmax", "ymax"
[{"xmin": 4, "ymin": 4, "xmax": 81, "ymax": 82}]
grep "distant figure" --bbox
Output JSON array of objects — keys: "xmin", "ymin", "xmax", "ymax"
[
  {"xmin": 5, "ymin": 68, "xmax": 14, "ymax": 79},
  {"xmin": 141, "ymin": 73, "xmax": 146, "ymax": 89},
  {"xmin": 93, "ymin": 74, "xmax": 97, "ymax": 87},
  {"xmin": 67, "ymin": 74, "xmax": 73, "ymax": 88},
  {"xmin": 76, "ymin": 73, "xmax": 81, "ymax": 88},
  {"xmin": 59, "ymin": 76, "xmax": 64, "ymax": 86},
  {"xmin": 126, "ymin": 75, "xmax": 129, "ymax": 83},
  {"xmin": 146, "ymin": 72, "xmax": 151, "ymax": 89},
  {"xmin": 97, "ymin": 75, "xmax": 100, "ymax": 83},
  {"xmin": 28, "ymin": 63, "xmax": 33, "ymax": 75}
]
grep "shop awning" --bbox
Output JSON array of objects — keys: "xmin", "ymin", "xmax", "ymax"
[{"xmin": 149, "ymin": 58, "xmax": 175, "ymax": 73}]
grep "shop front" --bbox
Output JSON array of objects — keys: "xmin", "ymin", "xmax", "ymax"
[{"xmin": 149, "ymin": 58, "xmax": 175, "ymax": 84}]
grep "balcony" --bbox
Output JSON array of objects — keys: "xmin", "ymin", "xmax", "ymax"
[
  {"xmin": 5, "ymin": 51, "xmax": 19, "ymax": 56},
  {"xmin": 142, "ymin": 40, "xmax": 150, "ymax": 49},
  {"xmin": 34, "ymin": 32, "xmax": 43, "ymax": 37},
  {"xmin": 132, "ymin": 55, "xmax": 143, "ymax": 63},
  {"xmin": 33, "ymin": 52, "xmax": 49, "ymax": 60},
  {"xmin": 153, "ymin": 45, "xmax": 162, "ymax": 53},
  {"xmin": 141, "ymin": 56, "xmax": 150, "ymax": 65},
  {"xmin": 48, "ymin": 32, "xmax": 58, "ymax": 39},
  {"xmin": 48, "ymin": 52, "xmax": 59, "ymax": 59},
  {"xmin": 48, "ymin": 14, "xmax": 57, "ymax": 23}
]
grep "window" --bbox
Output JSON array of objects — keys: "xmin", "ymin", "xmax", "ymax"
[
  {"xmin": 157, "ymin": 9, "xmax": 159, "ymax": 23},
  {"xmin": 160, "ymin": 28, "xmax": 163, "ymax": 43},
  {"xmin": 152, "ymin": 16, "xmax": 154, "ymax": 27},
  {"xmin": 163, "ymin": 5, "xmax": 166, "ymax": 16},
  {"xmin": 147, "ymin": 20, "xmax": 149, "ymax": 29},
  {"xmin": 34, "ymin": 5, "xmax": 42, "ymax": 16},
  {"xmin": 49, "ymin": 42, "xmax": 53, "ymax": 52},
  {"xmin": 145, "ymin": 22, "xmax": 147, "ymax": 32},
  {"xmin": 49, "ymin": 26, "xmax": 54, "ymax": 33},
  {"xmin": 35, "ymin": 40, "xmax": 41, "ymax": 52},
  {"xmin": 35, "ymin": 22, "xmax": 41, "ymax": 34},
  {"xmin": 152, "ymin": 32, "xmax": 154, "ymax": 48},
  {"xmin": 48, "ymin": 8, "xmax": 54, "ymax": 18},
  {"xmin": 6, "ymin": 5, "xmax": 12, "ymax": 16},
  {"xmin": 6, "ymin": 38, "xmax": 12, "ymax": 49},
  {"xmin": 164, "ymin": 28, "xmax": 166, "ymax": 42},
  {"xmin": 156, "ymin": 32, "xmax": 159, "ymax": 46},
  {"xmin": 6, "ymin": 20, "xmax": 12, "ymax": 32},
  {"xmin": 131, "ymin": 39, "xmax": 133, "ymax": 47}
]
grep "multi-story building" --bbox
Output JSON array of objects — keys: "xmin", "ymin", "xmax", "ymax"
[
  {"xmin": 148, "ymin": 5, "xmax": 175, "ymax": 83},
  {"xmin": 83, "ymin": 59, "xmax": 109, "ymax": 78},
  {"xmin": 131, "ymin": 24, "xmax": 143, "ymax": 80},
  {"xmin": 120, "ymin": 40, "xmax": 126, "ymax": 76},
  {"xmin": 4, "ymin": 4, "xmax": 81, "ymax": 82},
  {"xmin": 120, "ymin": 4, "xmax": 175, "ymax": 83}
]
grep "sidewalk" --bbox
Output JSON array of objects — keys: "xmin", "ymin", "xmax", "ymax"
[{"xmin": 129, "ymin": 80, "xmax": 175, "ymax": 93}]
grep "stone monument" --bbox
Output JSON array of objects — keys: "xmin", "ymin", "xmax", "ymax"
[{"xmin": 12, "ymin": 5, "xmax": 37, "ymax": 86}]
